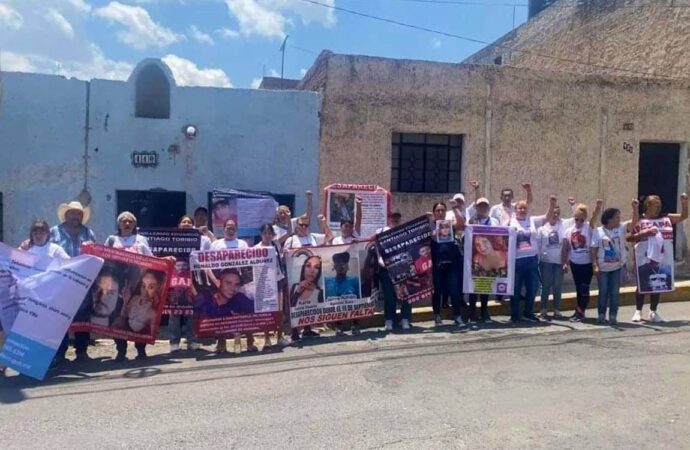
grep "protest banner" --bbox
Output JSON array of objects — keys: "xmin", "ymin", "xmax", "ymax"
[
  {"xmin": 634, "ymin": 240, "xmax": 674, "ymax": 294},
  {"xmin": 323, "ymin": 184, "xmax": 391, "ymax": 239},
  {"xmin": 375, "ymin": 216, "xmax": 434, "ymax": 303},
  {"xmin": 140, "ymin": 228, "xmax": 200, "ymax": 315},
  {"xmin": 285, "ymin": 242, "xmax": 377, "ymax": 328},
  {"xmin": 190, "ymin": 246, "xmax": 281, "ymax": 336},
  {"xmin": 0, "ymin": 243, "xmax": 103, "ymax": 380},
  {"xmin": 70, "ymin": 245, "xmax": 173, "ymax": 344},
  {"xmin": 210, "ymin": 189, "xmax": 278, "ymax": 239},
  {"xmin": 463, "ymin": 225, "xmax": 516, "ymax": 296}
]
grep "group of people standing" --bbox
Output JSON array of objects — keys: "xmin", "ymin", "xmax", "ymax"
[{"xmin": 0, "ymin": 182, "xmax": 687, "ymax": 375}]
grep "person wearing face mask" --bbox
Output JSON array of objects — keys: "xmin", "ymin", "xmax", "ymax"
[
  {"xmin": 561, "ymin": 200, "xmax": 602, "ymax": 322},
  {"xmin": 508, "ymin": 195, "xmax": 556, "ymax": 324},
  {"xmin": 629, "ymin": 193, "xmax": 688, "ymax": 323},
  {"xmin": 105, "ymin": 211, "xmax": 154, "ymax": 361}
]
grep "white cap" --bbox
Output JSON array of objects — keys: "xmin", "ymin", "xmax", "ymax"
[
  {"xmin": 476, "ymin": 197, "xmax": 490, "ymax": 206},
  {"xmin": 450, "ymin": 193, "xmax": 465, "ymax": 203}
]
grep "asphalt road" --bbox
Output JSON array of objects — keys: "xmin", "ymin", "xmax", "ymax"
[{"xmin": 2, "ymin": 302, "xmax": 690, "ymax": 449}]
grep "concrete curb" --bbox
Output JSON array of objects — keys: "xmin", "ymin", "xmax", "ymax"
[{"xmin": 358, "ymin": 281, "xmax": 690, "ymax": 327}]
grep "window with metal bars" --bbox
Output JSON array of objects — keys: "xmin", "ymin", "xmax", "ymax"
[{"xmin": 391, "ymin": 133, "xmax": 462, "ymax": 193}]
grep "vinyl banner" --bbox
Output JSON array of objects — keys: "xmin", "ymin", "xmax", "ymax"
[
  {"xmin": 190, "ymin": 247, "xmax": 281, "ymax": 337},
  {"xmin": 140, "ymin": 228, "xmax": 200, "ymax": 315},
  {"xmin": 70, "ymin": 245, "xmax": 173, "ymax": 344},
  {"xmin": 375, "ymin": 216, "xmax": 434, "ymax": 303},
  {"xmin": 285, "ymin": 242, "xmax": 377, "ymax": 328},
  {"xmin": 211, "ymin": 188, "xmax": 278, "ymax": 239},
  {"xmin": 0, "ymin": 243, "xmax": 103, "ymax": 380},
  {"xmin": 323, "ymin": 184, "xmax": 392, "ymax": 239},
  {"xmin": 463, "ymin": 225, "xmax": 516, "ymax": 296},
  {"xmin": 635, "ymin": 240, "xmax": 674, "ymax": 294}
]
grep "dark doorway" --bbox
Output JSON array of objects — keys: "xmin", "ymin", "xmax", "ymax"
[
  {"xmin": 117, "ymin": 190, "xmax": 186, "ymax": 228},
  {"xmin": 638, "ymin": 143, "xmax": 680, "ymax": 215}
]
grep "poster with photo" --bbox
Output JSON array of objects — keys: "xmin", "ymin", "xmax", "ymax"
[
  {"xmin": 375, "ymin": 216, "xmax": 434, "ymax": 304},
  {"xmin": 435, "ymin": 220, "xmax": 454, "ymax": 243},
  {"xmin": 285, "ymin": 242, "xmax": 376, "ymax": 329},
  {"xmin": 190, "ymin": 246, "xmax": 280, "ymax": 336},
  {"xmin": 140, "ymin": 228, "xmax": 200, "ymax": 315},
  {"xmin": 635, "ymin": 240, "xmax": 674, "ymax": 294},
  {"xmin": 211, "ymin": 188, "xmax": 278, "ymax": 239},
  {"xmin": 463, "ymin": 225, "xmax": 516, "ymax": 296},
  {"xmin": 70, "ymin": 245, "xmax": 173, "ymax": 344},
  {"xmin": 323, "ymin": 184, "xmax": 392, "ymax": 239}
]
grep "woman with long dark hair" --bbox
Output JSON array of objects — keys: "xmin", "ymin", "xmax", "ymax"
[
  {"xmin": 255, "ymin": 223, "xmax": 289, "ymax": 348},
  {"xmin": 21, "ymin": 219, "xmax": 70, "ymax": 259}
]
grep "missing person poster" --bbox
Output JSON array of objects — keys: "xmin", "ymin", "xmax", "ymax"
[
  {"xmin": 375, "ymin": 216, "xmax": 434, "ymax": 304},
  {"xmin": 0, "ymin": 243, "xmax": 103, "ymax": 380},
  {"xmin": 190, "ymin": 247, "xmax": 280, "ymax": 337},
  {"xmin": 323, "ymin": 184, "xmax": 392, "ymax": 239},
  {"xmin": 635, "ymin": 239, "xmax": 674, "ymax": 294},
  {"xmin": 463, "ymin": 225, "xmax": 516, "ymax": 296},
  {"xmin": 211, "ymin": 188, "xmax": 278, "ymax": 239},
  {"xmin": 70, "ymin": 245, "xmax": 173, "ymax": 344},
  {"xmin": 285, "ymin": 242, "xmax": 376, "ymax": 328},
  {"xmin": 140, "ymin": 228, "xmax": 200, "ymax": 315}
]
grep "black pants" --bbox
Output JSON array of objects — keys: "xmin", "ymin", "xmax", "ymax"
[
  {"xmin": 58, "ymin": 332, "xmax": 90, "ymax": 358},
  {"xmin": 635, "ymin": 293, "xmax": 661, "ymax": 312},
  {"xmin": 115, "ymin": 339, "xmax": 146, "ymax": 356},
  {"xmin": 570, "ymin": 262, "xmax": 593, "ymax": 317},
  {"xmin": 468, "ymin": 294, "xmax": 489, "ymax": 321}
]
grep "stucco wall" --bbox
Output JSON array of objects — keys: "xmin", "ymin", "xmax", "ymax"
[
  {"xmin": 301, "ymin": 53, "xmax": 690, "ymax": 259},
  {"xmin": 0, "ymin": 67, "xmax": 321, "ymax": 244}
]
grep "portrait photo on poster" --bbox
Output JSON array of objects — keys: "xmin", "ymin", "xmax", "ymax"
[
  {"xmin": 635, "ymin": 241, "xmax": 674, "ymax": 293},
  {"xmin": 329, "ymin": 192, "xmax": 355, "ymax": 224},
  {"xmin": 288, "ymin": 251, "xmax": 325, "ymax": 308},
  {"xmin": 472, "ymin": 234, "xmax": 509, "ymax": 277},
  {"xmin": 212, "ymin": 197, "xmax": 238, "ymax": 230},
  {"xmin": 324, "ymin": 249, "xmax": 361, "ymax": 301},
  {"xmin": 435, "ymin": 220, "xmax": 454, "ymax": 243},
  {"xmin": 196, "ymin": 266, "xmax": 256, "ymax": 319}
]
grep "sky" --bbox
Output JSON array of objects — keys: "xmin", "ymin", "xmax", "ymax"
[{"xmin": 0, "ymin": 0, "xmax": 528, "ymax": 89}]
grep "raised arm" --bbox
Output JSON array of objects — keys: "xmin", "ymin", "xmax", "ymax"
[
  {"xmin": 589, "ymin": 199, "xmax": 603, "ymax": 228},
  {"xmin": 354, "ymin": 196, "xmax": 363, "ymax": 236},
  {"xmin": 469, "ymin": 180, "xmax": 480, "ymax": 203},
  {"xmin": 668, "ymin": 192, "xmax": 688, "ymax": 224},
  {"xmin": 567, "ymin": 197, "xmax": 577, "ymax": 215},
  {"xmin": 304, "ymin": 190, "xmax": 313, "ymax": 221},
  {"xmin": 452, "ymin": 203, "xmax": 466, "ymax": 231},
  {"xmin": 318, "ymin": 214, "xmax": 334, "ymax": 244},
  {"xmin": 545, "ymin": 195, "xmax": 557, "ymax": 222},
  {"xmin": 630, "ymin": 198, "xmax": 640, "ymax": 231},
  {"xmin": 523, "ymin": 183, "xmax": 533, "ymax": 206}
]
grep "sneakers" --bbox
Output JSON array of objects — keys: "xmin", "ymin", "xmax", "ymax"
[
  {"xmin": 632, "ymin": 310, "xmax": 642, "ymax": 322},
  {"xmin": 454, "ymin": 316, "xmax": 465, "ymax": 328},
  {"xmin": 649, "ymin": 311, "xmax": 664, "ymax": 323},
  {"xmin": 569, "ymin": 314, "xmax": 582, "ymax": 323},
  {"xmin": 538, "ymin": 310, "xmax": 549, "ymax": 320},
  {"xmin": 384, "ymin": 320, "xmax": 393, "ymax": 331},
  {"xmin": 401, "ymin": 319, "xmax": 411, "ymax": 330},
  {"xmin": 434, "ymin": 314, "xmax": 443, "ymax": 326},
  {"xmin": 553, "ymin": 311, "xmax": 565, "ymax": 320},
  {"xmin": 187, "ymin": 342, "xmax": 201, "ymax": 351},
  {"xmin": 278, "ymin": 337, "xmax": 291, "ymax": 347},
  {"xmin": 597, "ymin": 314, "xmax": 606, "ymax": 325},
  {"xmin": 523, "ymin": 314, "xmax": 540, "ymax": 323},
  {"xmin": 609, "ymin": 316, "xmax": 618, "ymax": 326},
  {"xmin": 170, "ymin": 343, "xmax": 181, "ymax": 353}
]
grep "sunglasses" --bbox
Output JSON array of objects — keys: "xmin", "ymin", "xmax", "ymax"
[{"xmin": 298, "ymin": 223, "xmax": 309, "ymax": 228}]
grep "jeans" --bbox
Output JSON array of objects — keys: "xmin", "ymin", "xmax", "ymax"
[
  {"xmin": 468, "ymin": 294, "xmax": 489, "ymax": 321},
  {"xmin": 381, "ymin": 268, "xmax": 412, "ymax": 322},
  {"xmin": 539, "ymin": 262, "xmax": 563, "ymax": 312},
  {"xmin": 168, "ymin": 315, "xmax": 195, "ymax": 345},
  {"xmin": 598, "ymin": 269, "xmax": 621, "ymax": 320},
  {"xmin": 432, "ymin": 262, "xmax": 464, "ymax": 318},
  {"xmin": 570, "ymin": 262, "xmax": 593, "ymax": 318},
  {"xmin": 511, "ymin": 256, "xmax": 539, "ymax": 320}
]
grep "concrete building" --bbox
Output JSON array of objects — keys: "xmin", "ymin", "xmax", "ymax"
[
  {"xmin": 299, "ymin": 51, "xmax": 690, "ymax": 261},
  {"xmin": 0, "ymin": 59, "xmax": 321, "ymax": 244}
]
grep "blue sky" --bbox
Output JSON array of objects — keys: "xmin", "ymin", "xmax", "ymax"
[{"xmin": 0, "ymin": 0, "xmax": 527, "ymax": 88}]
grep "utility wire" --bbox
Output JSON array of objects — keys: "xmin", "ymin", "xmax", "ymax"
[{"xmin": 296, "ymin": 0, "xmax": 687, "ymax": 80}]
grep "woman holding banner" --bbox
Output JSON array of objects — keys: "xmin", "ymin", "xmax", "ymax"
[
  {"xmin": 467, "ymin": 198, "xmax": 499, "ymax": 323},
  {"xmin": 106, "ymin": 211, "xmax": 154, "ymax": 361},
  {"xmin": 629, "ymin": 194, "xmax": 688, "ymax": 323},
  {"xmin": 255, "ymin": 224, "xmax": 289, "ymax": 348},
  {"xmin": 508, "ymin": 196, "xmax": 555, "ymax": 324},
  {"xmin": 430, "ymin": 201, "xmax": 465, "ymax": 328}
]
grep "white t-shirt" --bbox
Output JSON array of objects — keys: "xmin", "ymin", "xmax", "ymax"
[
  {"xmin": 105, "ymin": 234, "xmax": 153, "ymax": 256},
  {"xmin": 284, "ymin": 233, "xmax": 326, "ymax": 249},
  {"xmin": 468, "ymin": 215, "xmax": 499, "ymax": 226},
  {"xmin": 25, "ymin": 242, "xmax": 70, "ymax": 259},
  {"xmin": 273, "ymin": 218, "xmax": 298, "ymax": 241},
  {"xmin": 200, "ymin": 235, "xmax": 213, "ymax": 251},
  {"xmin": 332, "ymin": 234, "xmax": 358, "ymax": 245},
  {"xmin": 254, "ymin": 242, "xmax": 285, "ymax": 282},
  {"xmin": 537, "ymin": 221, "xmax": 564, "ymax": 264},
  {"xmin": 490, "ymin": 203, "xmax": 516, "ymax": 226},
  {"xmin": 509, "ymin": 216, "xmax": 545, "ymax": 259},
  {"xmin": 563, "ymin": 223, "xmax": 592, "ymax": 265},
  {"xmin": 210, "ymin": 238, "xmax": 249, "ymax": 250},
  {"xmin": 591, "ymin": 225, "xmax": 627, "ymax": 272}
]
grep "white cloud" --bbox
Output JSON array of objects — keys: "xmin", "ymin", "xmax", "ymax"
[
  {"xmin": 0, "ymin": 4, "xmax": 23, "ymax": 29},
  {"xmin": 45, "ymin": 9, "xmax": 75, "ymax": 38},
  {"xmin": 162, "ymin": 54, "xmax": 232, "ymax": 87},
  {"xmin": 94, "ymin": 1, "xmax": 183, "ymax": 49},
  {"xmin": 65, "ymin": 0, "xmax": 92, "ymax": 14},
  {"xmin": 216, "ymin": 27, "xmax": 240, "ymax": 40},
  {"xmin": 189, "ymin": 25, "xmax": 215, "ymax": 45},
  {"xmin": 431, "ymin": 37, "xmax": 441, "ymax": 49},
  {"xmin": 250, "ymin": 77, "xmax": 262, "ymax": 89},
  {"xmin": 299, "ymin": 67, "xmax": 307, "ymax": 77},
  {"xmin": 1, "ymin": 51, "xmax": 36, "ymax": 72},
  {"xmin": 225, "ymin": 0, "xmax": 286, "ymax": 39}
]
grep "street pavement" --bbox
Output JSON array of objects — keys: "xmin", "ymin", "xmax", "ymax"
[{"xmin": 2, "ymin": 302, "xmax": 690, "ymax": 449}]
